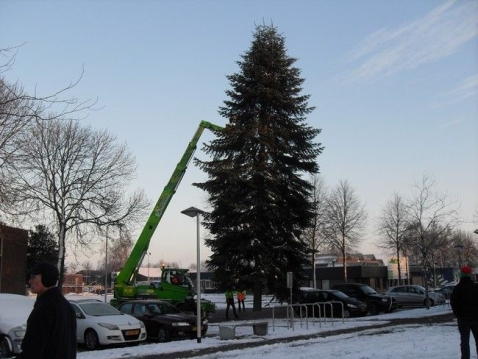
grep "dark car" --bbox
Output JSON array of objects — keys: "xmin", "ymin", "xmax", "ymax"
[
  {"xmin": 117, "ymin": 300, "xmax": 208, "ymax": 342},
  {"xmin": 332, "ymin": 283, "xmax": 398, "ymax": 315},
  {"xmin": 293, "ymin": 287, "xmax": 368, "ymax": 318}
]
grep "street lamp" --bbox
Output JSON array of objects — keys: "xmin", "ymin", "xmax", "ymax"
[
  {"xmin": 105, "ymin": 235, "xmax": 108, "ymax": 303},
  {"xmin": 181, "ymin": 206, "xmax": 204, "ymax": 344},
  {"xmin": 147, "ymin": 252, "xmax": 151, "ymax": 281}
]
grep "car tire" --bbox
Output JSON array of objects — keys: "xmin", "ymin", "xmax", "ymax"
[
  {"xmin": 425, "ymin": 299, "xmax": 435, "ymax": 307},
  {"xmin": 157, "ymin": 325, "xmax": 170, "ymax": 343},
  {"xmin": 343, "ymin": 309, "xmax": 351, "ymax": 318},
  {"xmin": 368, "ymin": 303, "xmax": 379, "ymax": 315},
  {"xmin": 0, "ymin": 336, "xmax": 12, "ymax": 358},
  {"xmin": 84, "ymin": 329, "xmax": 100, "ymax": 350}
]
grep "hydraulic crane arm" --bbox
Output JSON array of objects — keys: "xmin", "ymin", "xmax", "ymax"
[{"xmin": 115, "ymin": 120, "xmax": 223, "ymax": 287}]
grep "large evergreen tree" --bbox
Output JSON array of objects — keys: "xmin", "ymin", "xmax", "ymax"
[{"xmin": 194, "ymin": 24, "xmax": 323, "ymax": 310}]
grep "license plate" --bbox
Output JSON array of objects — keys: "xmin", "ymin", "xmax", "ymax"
[{"xmin": 125, "ymin": 329, "xmax": 140, "ymax": 336}]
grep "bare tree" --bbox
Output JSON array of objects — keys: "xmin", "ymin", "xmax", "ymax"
[
  {"xmin": 1, "ymin": 48, "xmax": 95, "ymax": 123},
  {"xmin": 96, "ymin": 228, "xmax": 134, "ymax": 273},
  {"xmin": 5, "ymin": 119, "xmax": 150, "ymax": 287},
  {"xmin": 0, "ymin": 47, "xmax": 96, "ymax": 207},
  {"xmin": 188, "ymin": 261, "xmax": 209, "ymax": 272},
  {"xmin": 81, "ymin": 261, "xmax": 94, "ymax": 285},
  {"xmin": 375, "ymin": 193, "xmax": 410, "ymax": 284},
  {"xmin": 67, "ymin": 261, "xmax": 79, "ymax": 274},
  {"xmin": 403, "ymin": 174, "xmax": 459, "ymax": 307},
  {"xmin": 451, "ymin": 230, "xmax": 478, "ymax": 267},
  {"xmin": 304, "ymin": 175, "xmax": 329, "ymax": 288},
  {"xmin": 324, "ymin": 179, "xmax": 367, "ymax": 282}
]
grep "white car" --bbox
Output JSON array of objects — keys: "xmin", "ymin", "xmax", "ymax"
[
  {"xmin": 69, "ymin": 299, "xmax": 147, "ymax": 350},
  {"xmin": 0, "ymin": 293, "xmax": 35, "ymax": 357}
]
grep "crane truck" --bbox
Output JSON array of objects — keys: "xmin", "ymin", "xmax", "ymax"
[{"xmin": 110, "ymin": 120, "xmax": 222, "ymax": 317}]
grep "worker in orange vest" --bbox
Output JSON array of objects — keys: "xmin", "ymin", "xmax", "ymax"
[{"xmin": 237, "ymin": 289, "xmax": 246, "ymax": 312}]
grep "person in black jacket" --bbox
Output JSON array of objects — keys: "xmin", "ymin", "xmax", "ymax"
[
  {"xmin": 20, "ymin": 262, "xmax": 77, "ymax": 359},
  {"xmin": 451, "ymin": 266, "xmax": 478, "ymax": 359}
]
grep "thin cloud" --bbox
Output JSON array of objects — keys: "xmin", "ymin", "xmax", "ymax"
[
  {"xmin": 447, "ymin": 74, "xmax": 478, "ymax": 102},
  {"xmin": 438, "ymin": 117, "xmax": 466, "ymax": 129},
  {"xmin": 346, "ymin": 1, "xmax": 478, "ymax": 82}
]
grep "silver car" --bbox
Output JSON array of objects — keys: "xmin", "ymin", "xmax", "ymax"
[
  {"xmin": 384, "ymin": 285, "xmax": 445, "ymax": 307},
  {"xmin": 432, "ymin": 284, "xmax": 455, "ymax": 302},
  {"xmin": 0, "ymin": 294, "xmax": 35, "ymax": 357}
]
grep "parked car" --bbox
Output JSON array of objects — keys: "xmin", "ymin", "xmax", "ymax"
[
  {"xmin": 0, "ymin": 294, "xmax": 35, "ymax": 358},
  {"xmin": 332, "ymin": 283, "xmax": 398, "ymax": 315},
  {"xmin": 384, "ymin": 285, "xmax": 446, "ymax": 307},
  {"xmin": 293, "ymin": 287, "xmax": 368, "ymax": 318},
  {"xmin": 117, "ymin": 300, "xmax": 208, "ymax": 342},
  {"xmin": 432, "ymin": 284, "xmax": 455, "ymax": 301},
  {"xmin": 69, "ymin": 299, "xmax": 147, "ymax": 350}
]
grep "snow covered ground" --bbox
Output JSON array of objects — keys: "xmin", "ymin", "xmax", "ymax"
[{"xmin": 68, "ymin": 293, "xmax": 470, "ymax": 359}]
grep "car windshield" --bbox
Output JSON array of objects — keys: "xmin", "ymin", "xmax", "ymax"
[
  {"xmin": 79, "ymin": 302, "xmax": 122, "ymax": 316},
  {"xmin": 148, "ymin": 302, "xmax": 181, "ymax": 315},
  {"xmin": 331, "ymin": 290, "xmax": 348, "ymax": 299},
  {"xmin": 360, "ymin": 285, "xmax": 378, "ymax": 295}
]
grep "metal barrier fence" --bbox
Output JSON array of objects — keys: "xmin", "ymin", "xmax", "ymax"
[{"xmin": 271, "ymin": 301, "xmax": 345, "ymax": 332}]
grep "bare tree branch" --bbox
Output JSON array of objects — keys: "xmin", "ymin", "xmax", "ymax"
[
  {"xmin": 324, "ymin": 179, "xmax": 367, "ymax": 281},
  {"xmin": 375, "ymin": 193, "xmax": 410, "ymax": 283},
  {"xmin": 4, "ymin": 119, "xmax": 150, "ymax": 286}
]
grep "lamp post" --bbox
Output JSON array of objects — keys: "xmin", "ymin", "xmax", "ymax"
[
  {"xmin": 147, "ymin": 252, "xmax": 151, "ymax": 281},
  {"xmin": 181, "ymin": 206, "xmax": 204, "ymax": 344},
  {"xmin": 104, "ymin": 234, "xmax": 108, "ymax": 303}
]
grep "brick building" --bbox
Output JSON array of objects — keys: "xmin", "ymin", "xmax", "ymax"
[
  {"xmin": 0, "ymin": 224, "xmax": 28, "ymax": 294},
  {"xmin": 62, "ymin": 273, "xmax": 84, "ymax": 294}
]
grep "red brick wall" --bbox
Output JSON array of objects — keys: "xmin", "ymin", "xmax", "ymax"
[
  {"xmin": 0, "ymin": 224, "xmax": 28, "ymax": 294},
  {"xmin": 62, "ymin": 273, "xmax": 83, "ymax": 294}
]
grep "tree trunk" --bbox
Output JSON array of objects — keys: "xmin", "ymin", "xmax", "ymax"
[
  {"xmin": 252, "ymin": 279, "xmax": 263, "ymax": 312},
  {"xmin": 57, "ymin": 224, "xmax": 67, "ymax": 289}
]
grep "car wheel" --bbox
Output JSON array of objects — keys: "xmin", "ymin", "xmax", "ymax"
[
  {"xmin": 343, "ymin": 309, "xmax": 351, "ymax": 318},
  {"xmin": 84, "ymin": 329, "xmax": 100, "ymax": 350},
  {"xmin": 425, "ymin": 298, "xmax": 435, "ymax": 307},
  {"xmin": 157, "ymin": 326, "xmax": 170, "ymax": 343},
  {"xmin": 0, "ymin": 336, "xmax": 12, "ymax": 358},
  {"xmin": 368, "ymin": 303, "xmax": 379, "ymax": 315}
]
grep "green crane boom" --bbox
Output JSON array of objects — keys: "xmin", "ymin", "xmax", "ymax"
[{"xmin": 112, "ymin": 120, "xmax": 222, "ymax": 314}]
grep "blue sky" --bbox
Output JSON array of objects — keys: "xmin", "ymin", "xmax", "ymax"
[{"xmin": 2, "ymin": 0, "xmax": 477, "ymax": 268}]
